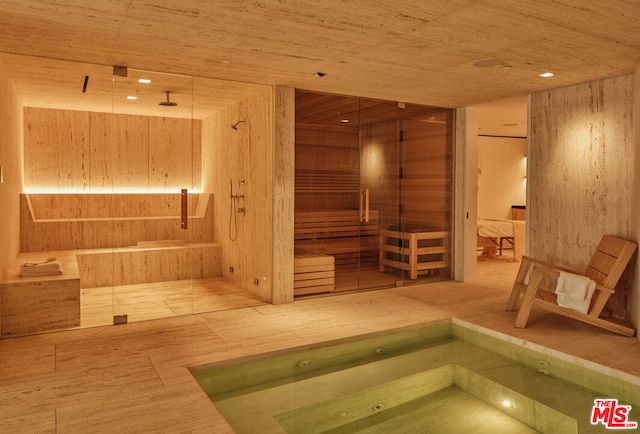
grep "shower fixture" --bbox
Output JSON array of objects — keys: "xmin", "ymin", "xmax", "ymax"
[
  {"xmin": 228, "ymin": 178, "xmax": 246, "ymax": 241},
  {"xmin": 231, "ymin": 120, "xmax": 245, "ymax": 130},
  {"xmin": 159, "ymin": 91, "xmax": 177, "ymax": 106}
]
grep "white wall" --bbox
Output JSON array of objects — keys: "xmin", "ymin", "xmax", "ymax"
[{"xmin": 477, "ymin": 136, "xmax": 527, "ymax": 220}]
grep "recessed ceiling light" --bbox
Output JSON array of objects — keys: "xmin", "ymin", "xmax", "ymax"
[
  {"xmin": 539, "ymin": 72, "xmax": 554, "ymax": 78},
  {"xmin": 220, "ymin": 59, "xmax": 232, "ymax": 65},
  {"xmin": 127, "ymin": 95, "xmax": 137, "ymax": 100},
  {"xmin": 341, "ymin": 119, "xmax": 349, "ymax": 123},
  {"xmin": 502, "ymin": 400, "xmax": 512, "ymax": 407},
  {"xmin": 138, "ymin": 78, "xmax": 151, "ymax": 84}
]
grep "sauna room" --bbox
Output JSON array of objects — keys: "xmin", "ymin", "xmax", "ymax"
[{"xmin": 294, "ymin": 90, "xmax": 454, "ymax": 296}]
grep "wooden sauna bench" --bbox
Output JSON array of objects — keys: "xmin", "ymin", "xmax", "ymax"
[
  {"xmin": 293, "ymin": 250, "xmax": 335, "ymax": 296},
  {"xmin": 294, "ymin": 209, "xmax": 380, "ymax": 270},
  {"xmin": 379, "ymin": 226, "xmax": 449, "ymax": 280}
]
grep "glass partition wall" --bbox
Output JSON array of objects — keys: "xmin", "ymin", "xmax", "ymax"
[
  {"xmin": 5, "ymin": 52, "xmax": 271, "ymax": 336},
  {"xmin": 294, "ymin": 90, "xmax": 453, "ymax": 296},
  {"xmin": 107, "ymin": 69, "xmax": 197, "ymax": 325}
]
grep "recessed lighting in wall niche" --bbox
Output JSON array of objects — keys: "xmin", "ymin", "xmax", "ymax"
[{"xmin": 539, "ymin": 72, "xmax": 554, "ymax": 78}]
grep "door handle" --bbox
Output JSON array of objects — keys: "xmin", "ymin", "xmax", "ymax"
[
  {"xmin": 360, "ymin": 188, "xmax": 369, "ymax": 222},
  {"xmin": 181, "ymin": 188, "xmax": 188, "ymax": 230}
]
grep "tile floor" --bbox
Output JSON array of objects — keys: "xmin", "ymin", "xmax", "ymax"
[{"xmin": 1, "ymin": 256, "xmax": 639, "ymax": 433}]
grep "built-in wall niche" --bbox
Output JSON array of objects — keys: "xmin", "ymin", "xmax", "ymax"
[{"xmin": 23, "ymin": 107, "xmax": 202, "ymax": 192}]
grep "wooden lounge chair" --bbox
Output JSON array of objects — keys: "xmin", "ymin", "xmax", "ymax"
[{"xmin": 506, "ymin": 235, "xmax": 637, "ymax": 336}]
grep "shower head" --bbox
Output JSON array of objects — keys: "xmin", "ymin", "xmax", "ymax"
[
  {"xmin": 159, "ymin": 91, "xmax": 177, "ymax": 106},
  {"xmin": 231, "ymin": 119, "xmax": 245, "ymax": 130}
]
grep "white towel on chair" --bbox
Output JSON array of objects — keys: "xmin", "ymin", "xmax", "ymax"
[{"xmin": 554, "ymin": 271, "xmax": 596, "ymax": 314}]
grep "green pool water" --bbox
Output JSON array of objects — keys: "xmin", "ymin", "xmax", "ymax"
[{"xmin": 189, "ymin": 319, "xmax": 640, "ymax": 433}]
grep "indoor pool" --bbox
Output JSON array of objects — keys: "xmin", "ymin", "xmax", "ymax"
[{"xmin": 189, "ymin": 319, "xmax": 640, "ymax": 433}]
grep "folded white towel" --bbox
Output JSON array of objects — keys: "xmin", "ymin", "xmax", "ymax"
[
  {"xmin": 20, "ymin": 259, "xmax": 63, "ymax": 277},
  {"xmin": 555, "ymin": 271, "xmax": 596, "ymax": 314}
]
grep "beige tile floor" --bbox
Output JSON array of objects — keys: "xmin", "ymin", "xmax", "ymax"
[{"xmin": 1, "ymin": 255, "xmax": 639, "ymax": 433}]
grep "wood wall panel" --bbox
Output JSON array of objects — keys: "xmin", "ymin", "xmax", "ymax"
[
  {"xmin": 23, "ymin": 108, "xmax": 201, "ymax": 191},
  {"xmin": 20, "ymin": 194, "xmax": 215, "ymax": 252},
  {"xmin": 273, "ymin": 86, "xmax": 295, "ymax": 304},
  {"xmin": 529, "ymin": 74, "xmax": 634, "ymax": 319},
  {"xmin": 25, "ymin": 193, "xmax": 203, "ymax": 220},
  {"xmin": 529, "ymin": 75, "xmax": 633, "ymax": 269},
  {"xmin": 203, "ymin": 88, "xmax": 275, "ymax": 303},
  {"xmin": 295, "ymin": 123, "xmax": 359, "ymax": 211},
  {"xmin": 99, "ymin": 113, "xmax": 149, "ymax": 189},
  {"xmin": 149, "ymin": 117, "xmax": 194, "ymax": 189},
  {"xmin": 296, "ymin": 112, "xmax": 452, "ymax": 234},
  {"xmin": 24, "ymin": 108, "xmax": 89, "ymax": 190},
  {"xmin": 0, "ymin": 60, "xmax": 25, "ymax": 335}
]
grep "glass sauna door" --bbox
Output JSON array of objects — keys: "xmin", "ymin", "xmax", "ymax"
[
  {"xmin": 356, "ymin": 98, "xmax": 453, "ymax": 289},
  {"xmin": 294, "ymin": 91, "xmax": 453, "ymax": 296},
  {"xmin": 108, "ymin": 69, "xmax": 196, "ymax": 324}
]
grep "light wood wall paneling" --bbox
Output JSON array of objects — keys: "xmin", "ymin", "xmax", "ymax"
[
  {"xmin": 204, "ymin": 88, "xmax": 275, "ymax": 303},
  {"xmin": 149, "ymin": 117, "xmax": 199, "ymax": 189},
  {"xmin": 243, "ymin": 91, "xmax": 275, "ymax": 301},
  {"xmin": 24, "ymin": 108, "xmax": 202, "ymax": 191},
  {"xmin": 529, "ymin": 75, "xmax": 634, "ymax": 319},
  {"xmin": 93, "ymin": 112, "xmax": 149, "ymax": 189},
  {"xmin": 529, "ymin": 75, "xmax": 633, "ymax": 269},
  {"xmin": 273, "ymin": 86, "xmax": 295, "ymax": 304},
  {"xmin": 24, "ymin": 107, "xmax": 90, "ymax": 190},
  {"xmin": 0, "ymin": 61, "xmax": 24, "ymax": 336},
  {"xmin": 20, "ymin": 194, "xmax": 215, "ymax": 252},
  {"xmin": 0, "ymin": 60, "xmax": 23, "ymax": 275}
]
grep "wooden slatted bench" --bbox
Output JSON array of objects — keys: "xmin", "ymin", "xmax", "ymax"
[
  {"xmin": 294, "ymin": 209, "xmax": 380, "ymax": 270},
  {"xmin": 379, "ymin": 227, "xmax": 449, "ymax": 280},
  {"xmin": 294, "ymin": 250, "xmax": 335, "ymax": 296}
]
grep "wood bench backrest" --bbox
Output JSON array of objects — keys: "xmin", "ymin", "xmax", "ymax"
[
  {"xmin": 294, "ymin": 210, "xmax": 379, "ymax": 240},
  {"xmin": 584, "ymin": 235, "xmax": 637, "ymax": 288}
]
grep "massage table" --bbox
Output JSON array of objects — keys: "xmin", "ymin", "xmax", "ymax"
[{"xmin": 477, "ymin": 219, "xmax": 525, "ymax": 261}]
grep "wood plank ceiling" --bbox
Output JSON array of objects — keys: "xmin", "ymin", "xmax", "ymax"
[{"xmin": 0, "ymin": 0, "xmax": 639, "ymax": 111}]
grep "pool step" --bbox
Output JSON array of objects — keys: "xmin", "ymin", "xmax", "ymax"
[{"xmin": 211, "ymin": 339, "xmax": 622, "ymax": 433}]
